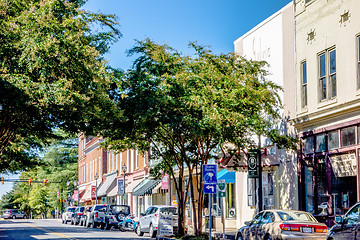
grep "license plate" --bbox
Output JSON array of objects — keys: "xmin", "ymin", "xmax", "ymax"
[{"xmin": 302, "ymin": 227, "xmax": 313, "ymax": 233}]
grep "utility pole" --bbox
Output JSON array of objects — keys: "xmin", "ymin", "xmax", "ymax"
[{"xmin": 258, "ymin": 135, "xmax": 263, "ymax": 212}]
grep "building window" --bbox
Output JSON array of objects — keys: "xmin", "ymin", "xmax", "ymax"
[
  {"xmin": 315, "ymin": 134, "xmax": 326, "ymax": 152},
  {"xmin": 303, "ymin": 136, "xmax": 314, "ymax": 155},
  {"xmin": 227, "ymin": 183, "xmax": 236, "ymax": 218},
  {"xmin": 301, "ymin": 61, "xmax": 307, "ymax": 108},
  {"xmin": 341, "ymin": 126, "xmax": 356, "ymax": 147},
  {"xmin": 357, "ymin": 36, "xmax": 360, "ymax": 89},
  {"xmin": 328, "ymin": 130, "xmax": 339, "ymax": 150},
  {"xmin": 319, "ymin": 48, "xmax": 336, "ymax": 101},
  {"xmin": 135, "ymin": 150, "xmax": 139, "ymax": 169}
]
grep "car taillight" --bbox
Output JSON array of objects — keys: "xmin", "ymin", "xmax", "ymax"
[
  {"xmin": 95, "ymin": 212, "xmax": 98, "ymax": 218},
  {"xmin": 314, "ymin": 226, "xmax": 328, "ymax": 233},
  {"xmin": 279, "ymin": 224, "xmax": 300, "ymax": 231},
  {"xmin": 77, "ymin": 213, "xmax": 83, "ymax": 216}
]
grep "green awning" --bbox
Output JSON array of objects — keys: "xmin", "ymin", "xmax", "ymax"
[{"xmin": 133, "ymin": 179, "xmax": 161, "ymax": 196}]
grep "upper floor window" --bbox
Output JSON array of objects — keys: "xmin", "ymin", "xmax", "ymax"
[
  {"xmin": 319, "ymin": 48, "xmax": 336, "ymax": 101},
  {"xmin": 301, "ymin": 61, "xmax": 308, "ymax": 108}
]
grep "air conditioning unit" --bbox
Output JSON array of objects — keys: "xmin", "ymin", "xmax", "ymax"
[{"xmin": 228, "ymin": 208, "xmax": 236, "ymax": 218}]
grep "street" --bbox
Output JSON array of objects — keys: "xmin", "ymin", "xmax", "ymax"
[{"xmin": 0, "ymin": 219, "xmax": 151, "ymax": 240}]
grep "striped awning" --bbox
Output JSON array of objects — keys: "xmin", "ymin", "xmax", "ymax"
[{"xmin": 133, "ymin": 179, "xmax": 161, "ymax": 196}]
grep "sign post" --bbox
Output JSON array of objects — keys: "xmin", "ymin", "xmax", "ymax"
[
  {"xmin": 218, "ymin": 179, "xmax": 226, "ymax": 240},
  {"xmin": 202, "ymin": 164, "xmax": 217, "ymax": 240}
]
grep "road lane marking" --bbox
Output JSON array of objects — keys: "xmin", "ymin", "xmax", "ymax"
[{"xmin": 22, "ymin": 223, "xmax": 79, "ymax": 240}]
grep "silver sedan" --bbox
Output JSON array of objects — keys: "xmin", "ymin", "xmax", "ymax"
[{"xmin": 236, "ymin": 209, "xmax": 328, "ymax": 240}]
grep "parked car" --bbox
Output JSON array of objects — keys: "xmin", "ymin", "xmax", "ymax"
[
  {"xmin": 327, "ymin": 202, "xmax": 360, "ymax": 240},
  {"xmin": 70, "ymin": 206, "xmax": 85, "ymax": 225},
  {"xmin": 236, "ymin": 209, "xmax": 328, "ymax": 240},
  {"xmin": 79, "ymin": 206, "xmax": 92, "ymax": 226},
  {"xmin": 86, "ymin": 204, "xmax": 108, "ymax": 229},
  {"xmin": 3, "ymin": 209, "xmax": 26, "ymax": 219},
  {"xmin": 104, "ymin": 205, "xmax": 130, "ymax": 230},
  {"xmin": 62, "ymin": 207, "xmax": 76, "ymax": 224},
  {"xmin": 136, "ymin": 205, "xmax": 178, "ymax": 238}
]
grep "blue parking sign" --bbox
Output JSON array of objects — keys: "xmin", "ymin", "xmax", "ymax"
[{"xmin": 202, "ymin": 164, "xmax": 217, "ymax": 184}]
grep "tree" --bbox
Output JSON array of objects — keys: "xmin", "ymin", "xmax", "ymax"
[
  {"xmin": 0, "ymin": 0, "xmax": 122, "ymax": 172},
  {"xmin": 12, "ymin": 133, "xmax": 78, "ymax": 218},
  {"xmin": 102, "ymin": 39, "xmax": 297, "ymax": 236}
]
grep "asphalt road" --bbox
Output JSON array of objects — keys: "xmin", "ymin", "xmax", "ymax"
[{"xmin": 0, "ymin": 219, "xmax": 152, "ymax": 240}]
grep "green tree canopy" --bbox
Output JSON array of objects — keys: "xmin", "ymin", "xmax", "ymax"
[
  {"xmin": 0, "ymin": 0, "xmax": 122, "ymax": 172},
  {"xmin": 102, "ymin": 39, "xmax": 296, "ymax": 235}
]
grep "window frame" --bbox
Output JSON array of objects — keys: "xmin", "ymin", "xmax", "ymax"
[
  {"xmin": 301, "ymin": 60, "xmax": 308, "ymax": 108},
  {"xmin": 318, "ymin": 47, "xmax": 336, "ymax": 102}
]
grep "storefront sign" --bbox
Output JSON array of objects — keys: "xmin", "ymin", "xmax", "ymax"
[
  {"xmin": 248, "ymin": 149, "xmax": 259, "ymax": 178},
  {"xmin": 329, "ymin": 153, "xmax": 357, "ymax": 177}
]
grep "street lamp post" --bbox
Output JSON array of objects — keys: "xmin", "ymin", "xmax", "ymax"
[
  {"xmin": 95, "ymin": 173, "xmax": 99, "ymax": 205},
  {"xmin": 122, "ymin": 163, "xmax": 127, "ymax": 205}
]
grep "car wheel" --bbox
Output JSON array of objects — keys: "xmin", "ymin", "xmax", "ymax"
[
  {"xmin": 92, "ymin": 222, "xmax": 97, "ymax": 228},
  {"xmin": 236, "ymin": 233, "xmax": 243, "ymax": 240},
  {"xmin": 264, "ymin": 234, "xmax": 273, "ymax": 240},
  {"xmin": 12, "ymin": 216, "xmax": 16, "ymax": 219},
  {"xmin": 71, "ymin": 219, "xmax": 74, "ymax": 225},
  {"xmin": 149, "ymin": 224, "xmax": 156, "ymax": 238},
  {"xmin": 136, "ymin": 225, "xmax": 144, "ymax": 236},
  {"xmin": 105, "ymin": 223, "xmax": 111, "ymax": 230},
  {"xmin": 23, "ymin": 215, "xmax": 26, "ymax": 219},
  {"xmin": 100, "ymin": 223, "xmax": 105, "ymax": 230}
]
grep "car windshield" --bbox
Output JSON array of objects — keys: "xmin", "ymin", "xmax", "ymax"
[
  {"xmin": 94, "ymin": 205, "xmax": 107, "ymax": 212},
  {"xmin": 67, "ymin": 208, "xmax": 76, "ymax": 213},
  {"xmin": 110, "ymin": 206, "xmax": 130, "ymax": 215},
  {"xmin": 160, "ymin": 207, "xmax": 177, "ymax": 215},
  {"xmin": 277, "ymin": 211, "xmax": 316, "ymax": 222}
]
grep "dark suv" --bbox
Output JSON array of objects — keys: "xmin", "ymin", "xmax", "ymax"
[
  {"xmin": 3, "ymin": 209, "xmax": 26, "ymax": 219},
  {"xmin": 71, "ymin": 206, "xmax": 85, "ymax": 225},
  {"xmin": 328, "ymin": 202, "xmax": 360, "ymax": 240}
]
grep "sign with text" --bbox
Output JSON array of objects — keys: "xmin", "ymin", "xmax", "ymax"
[
  {"xmin": 248, "ymin": 149, "xmax": 259, "ymax": 178},
  {"xmin": 218, "ymin": 179, "xmax": 226, "ymax": 198},
  {"xmin": 118, "ymin": 179, "xmax": 124, "ymax": 195},
  {"xmin": 91, "ymin": 186, "xmax": 96, "ymax": 200},
  {"xmin": 73, "ymin": 190, "xmax": 79, "ymax": 201},
  {"xmin": 202, "ymin": 164, "xmax": 217, "ymax": 184},
  {"xmin": 158, "ymin": 213, "xmax": 174, "ymax": 237},
  {"xmin": 329, "ymin": 153, "xmax": 357, "ymax": 177}
]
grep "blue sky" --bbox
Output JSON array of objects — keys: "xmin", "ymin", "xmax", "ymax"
[
  {"xmin": 84, "ymin": 0, "xmax": 292, "ymax": 70},
  {"xmin": 0, "ymin": 0, "xmax": 291, "ymax": 199}
]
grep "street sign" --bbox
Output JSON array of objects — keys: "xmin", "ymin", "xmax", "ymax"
[
  {"xmin": 202, "ymin": 164, "xmax": 217, "ymax": 184},
  {"xmin": 118, "ymin": 179, "xmax": 124, "ymax": 195},
  {"xmin": 248, "ymin": 149, "xmax": 259, "ymax": 178},
  {"xmin": 204, "ymin": 183, "xmax": 217, "ymax": 194},
  {"xmin": 217, "ymin": 179, "xmax": 226, "ymax": 198}
]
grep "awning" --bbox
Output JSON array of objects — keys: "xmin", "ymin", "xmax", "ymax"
[
  {"xmin": 107, "ymin": 184, "xmax": 118, "ymax": 197},
  {"xmin": 217, "ymin": 169, "xmax": 235, "ymax": 183},
  {"xmin": 80, "ymin": 189, "xmax": 91, "ymax": 203},
  {"xmin": 152, "ymin": 182, "xmax": 162, "ymax": 194},
  {"xmin": 125, "ymin": 179, "xmax": 142, "ymax": 193},
  {"xmin": 97, "ymin": 172, "xmax": 117, "ymax": 197},
  {"xmin": 133, "ymin": 179, "xmax": 161, "ymax": 196}
]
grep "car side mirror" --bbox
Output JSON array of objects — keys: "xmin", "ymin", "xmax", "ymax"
[
  {"xmin": 335, "ymin": 215, "xmax": 344, "ymax": 224},
  {"xmin": 244, "ymin": 221, "xmax": 251, "ymax": 226},
  {"xmin": 140, "ymin": 213, "xmax": 145, "ymax": 217}
]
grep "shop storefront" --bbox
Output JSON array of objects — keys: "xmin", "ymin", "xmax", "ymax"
[{"xmin": 299, "ymin": 121, "xmax": 360, "ymax": 226}]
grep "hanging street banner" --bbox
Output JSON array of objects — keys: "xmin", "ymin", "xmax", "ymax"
[
  {"xmin": 248, "ymin": 149, "xmax": 259, "ymax": 178},
  {"xmin": 118, "ymin": 179, "xmax": 124, "ymax": 195},
  {"xmin": 91, "ymin": 186, "xmax": 96, "ymax": 200}
]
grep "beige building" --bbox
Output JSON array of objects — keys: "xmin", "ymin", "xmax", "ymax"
[
  {"xmin": 292, "ymin": 0, "xmax": 360, "ymax": 225},
  {"xmin": 233, "ymin": 2, "xmax": 298, "ymax": 228}
]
